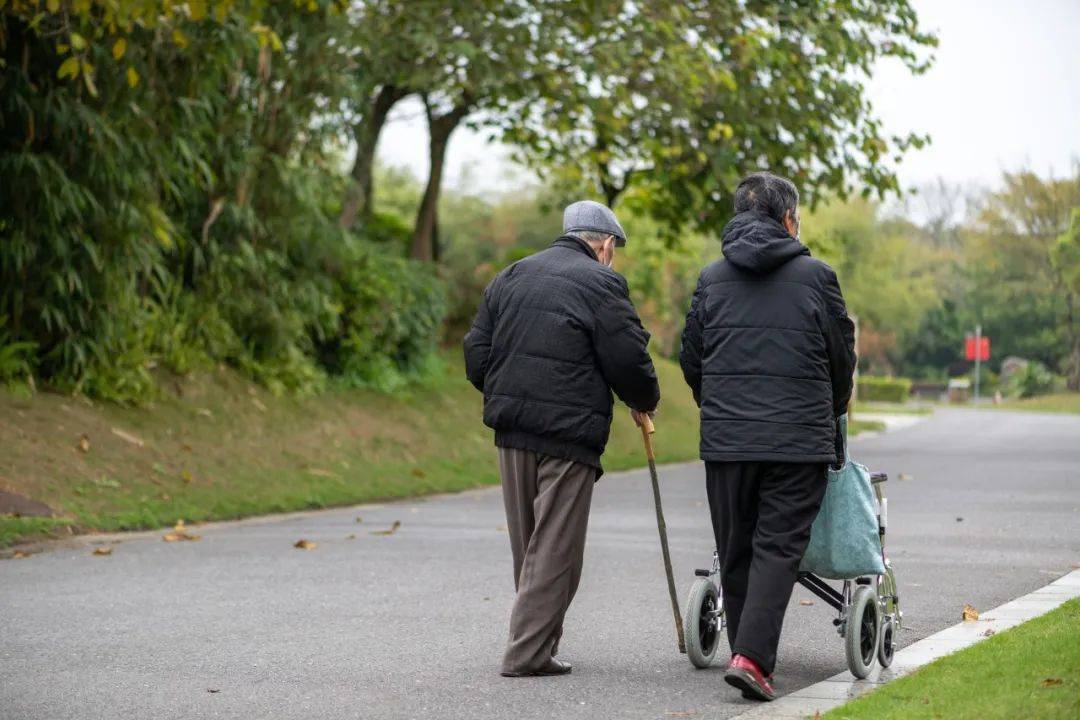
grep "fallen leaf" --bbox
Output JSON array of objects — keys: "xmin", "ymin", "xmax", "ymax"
[
  {"xmin": 207, "ymin": 688, "xmax": 221, "ymax": 694},
  {"xmin": 77, "ymin": 434, "xmax": 91, "ymax": 453},
  {"xmin": 92, "ymin": 546, "xmax": 113, "ymax": 556},
  {"xmin": 1042, "ymin": 678, "xmax": 1063, "ymax": 687},
  {"xmin": 252, "ymin": 397, "xmax": 267, "ymax": 412},
  {"xmin": 345, "ymin": 534, "xmax": 357, "ymax": 540},
  {"xmin": 110, "ymin": 427, "xmax": 145, "ymax": 447},
  {"xmin": 355, "ymin": 516, "xmax": 363, "ymax": 523},
  {"xmin": 956, "ymin": 517, "xmax": 964, "ymax": 522},
  {"xmin": 163, "ymin": 520, "xmax": 201, "ymax": 542},
  {"xmin": 294, "ymin": 539, "xmax": 316, "ymax": 550},
  {"xmin": 982, "ymin": 628, "xmax": 996, "ymax": 637},
  {"xmin": 664, "ymin": 712, "xmax": 695, "ymax": 718},
  {"xmin": 411, "ymin": 467, "xmax": 426, "ymax": 478},
  {"xmin": 306, "ymin": 468, "xmax": 335, "ymax": 478},
  {"xmin": 962, "ymin": 604, "xmax": 979, "ymax": 621},
  {"xmin": 800, "ymin": 599, "xmax": 815, "ymax": 606},
  {"xmin": 898, "ymin": 473, "xmax": 913, "ymax": 481},
  {"xmin": 197, "ymin": 408, "xmax": 213, "ymax": 418},
  {"xmin": 181, "ymin": 470, "xmax": 194, "ymax": 484},
  {"xmin": 371, "ymin": 521, "xmax": 401, "ymax": 536},
  {"xmin": 13, "ymin": 550, "xmax": 28, "ymax": 559}
]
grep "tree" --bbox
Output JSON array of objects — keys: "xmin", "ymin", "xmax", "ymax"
[
  {"xmin": 964, "ymin": 169, "xmax": 1080, "ymax": 374},
  {"xmin": 1051, "ymin": 209, "xmax": 1080, "ymax": 390},
  {"xmin": 504, "ymin": 1, "xmax": 936, "ymax": 236}
]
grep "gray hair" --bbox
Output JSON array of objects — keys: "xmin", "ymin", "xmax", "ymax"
[
  {"xmin": 566, "ymin": 230, "xmax": 614, "ymax": 246},
  {"xmin": 734, "ymin": 171, "xmax": 799, "ymax": 225}
]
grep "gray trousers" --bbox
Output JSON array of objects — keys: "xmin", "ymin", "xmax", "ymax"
[{"xmin": 498, "ymin": 447, "xmax": 596, "ymax": 674}]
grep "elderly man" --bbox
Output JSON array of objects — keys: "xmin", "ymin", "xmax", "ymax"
[
  {"xmin": 679, "ymin": 172, "xmax": 856, "ymax": 700},
  {"xmin": 464, "ymin": 200, "xmax": 660, "ymax": 678}
]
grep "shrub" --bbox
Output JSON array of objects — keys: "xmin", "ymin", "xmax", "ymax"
[
  {"xmin": 1002, "ymin": 361, "xmax": 1065, "ymax": 398},
  {"xmin": 857, "ymin": 375, "xmax": 912, "ymax": 403},
  {"xmin": 0, "ymin": 315, "xmax": 36, "ymax": 386},
  {"xmin": 316, "ymin": 244, "xmax": 447, "ymax": 392}
]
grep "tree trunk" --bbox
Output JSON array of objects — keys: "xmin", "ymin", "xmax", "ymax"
[
  {"xmin": 339, "ymin": 84, "xmax": 407, "ymax": 228},
  {"xmin": 410, "ymin": 98, "xmax": 470, "ymax": 261}
]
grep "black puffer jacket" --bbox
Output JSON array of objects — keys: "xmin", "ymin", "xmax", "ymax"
[
  {"xmin": 679, "ymin": 211, "xmax": 856, "ymax": 463},
  {"xmin": 464, "ymin": 236, "xmax": 661, "ymax": 471}
]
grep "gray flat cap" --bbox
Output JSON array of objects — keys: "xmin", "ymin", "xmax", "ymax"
[{"xmin": 562, "ymin": 200, "xmax": 627, "ymax": 246}]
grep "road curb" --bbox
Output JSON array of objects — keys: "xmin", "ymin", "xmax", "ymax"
[{"xmin": 728, "ymin": 568, "xmax": 1080, "ymax": 720}]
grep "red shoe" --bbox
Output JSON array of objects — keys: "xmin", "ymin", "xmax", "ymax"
[{"xmin": 724, "ymin": 654, "xmax": 776, "ymax": 701}]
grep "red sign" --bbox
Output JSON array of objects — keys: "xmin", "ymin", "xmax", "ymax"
[{"xmin": 965, "ymin": 336, "xmax": 990, "ymax": 361}]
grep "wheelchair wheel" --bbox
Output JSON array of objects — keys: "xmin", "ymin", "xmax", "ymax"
[
  {"xmin": 845, "ymin": 584, "xmax": 880, "ymax": 679},
  {"xmin": 683, "ymin": 578, "xmax": 723, "ymax": 668},
  {"xmin": 878, "ymin": 617, "xmax": 896, "ymax": 668}
]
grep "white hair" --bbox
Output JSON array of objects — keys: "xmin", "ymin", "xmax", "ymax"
[{"xmin": 567, "ymin": 230, "xmax": 613, "ymax": 246}]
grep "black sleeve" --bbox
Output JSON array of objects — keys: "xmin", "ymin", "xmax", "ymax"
[
  {"xmin": 679, "ymin": 274, "xmax": 706, "ymax": 407},
  {"xmin": 823, "ymin": 268, "xmax": 857, "ymax": 416},
  {"xmin": 463, "ymin": 275, "xmax": 499, "ymax": 392},
  {"xmin": 591, "ymin": 274, "xmax": 661, "ymax": 412}
]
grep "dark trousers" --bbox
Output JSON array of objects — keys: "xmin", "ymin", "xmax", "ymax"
[{"xmin": 706, "ymin": 461, "xmax": 827, "ymax": 675}]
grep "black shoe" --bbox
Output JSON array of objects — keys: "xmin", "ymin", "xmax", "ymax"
[{"xmin": 500, "ymin": 658, "xmax": 572, "ymax": 677}]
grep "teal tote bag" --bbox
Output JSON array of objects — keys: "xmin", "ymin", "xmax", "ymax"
[{"xmin": 799, "ymin": 415, "xmax": 886, "ymax": 580}]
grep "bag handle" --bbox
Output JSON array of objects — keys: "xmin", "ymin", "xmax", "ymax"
[{"xmin": 833, "ymin": 414, "xmax": 848, "ymax": 468}]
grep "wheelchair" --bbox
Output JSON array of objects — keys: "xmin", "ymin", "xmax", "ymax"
[{"xmin": 683, "ymin": 471, "xmax": 900, "ymax": 679}]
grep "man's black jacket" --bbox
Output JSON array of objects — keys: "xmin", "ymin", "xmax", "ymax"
[
  {"xmin": 679, "ymin": 211, "xmax": 856, "ymax": 463},
  {"xmin": 463, "ymin": 235, "xmax": 661, "ymax": 471}
]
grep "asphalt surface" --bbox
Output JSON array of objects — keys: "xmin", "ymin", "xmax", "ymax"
[{"xmin": 2, "ymin": 408, "xmax": 1078, "ymax": 720}]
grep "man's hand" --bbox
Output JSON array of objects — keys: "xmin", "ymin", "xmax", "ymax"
[{"xmin": 631, "ymin": 408, "xmax": 656, "ymax": 428}]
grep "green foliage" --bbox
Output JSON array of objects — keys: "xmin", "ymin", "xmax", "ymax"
[
  {"xmin": 318, "ymin": 245, "xmax": 447, "ymax": 392},
  {"xmin": 0, "ymin": 315, "xmax": 36, "ymax": 385},
  {"xmin": 0, "ymin": 4, "xmax": 445, "ymax": 403},
  {"xmin": 857, "ymin": 376, "xmax": 912, "ymax": 404},
  {"xmin": 505, "ymin": 1, "xmax": 937, "ymax": 235},
  {"xmin": 1002, "ymin": 361, "xmax": 1064, "ymax": 399}
]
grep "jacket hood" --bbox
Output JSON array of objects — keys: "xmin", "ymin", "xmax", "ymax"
[{"xmin": 721, "ymin": 210, "xmax": 810, "ymax": 273}]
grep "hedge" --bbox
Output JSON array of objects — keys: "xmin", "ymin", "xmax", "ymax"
[{"xmin": 858, "ymin": 376, "xmax": 912, "ymax": 403}]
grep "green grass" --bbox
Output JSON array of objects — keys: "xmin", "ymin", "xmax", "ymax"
[
  {"xmin": 1, "ymin": 353, "xmax": 885, "ymax": 548},
  {"xmin": 824, "ymin": 597, "xmax": 1080, "ymax": 720},
  {"xmin": 996, "ymin": 393, "xmax": 1080, "ymax": 414},
  {"xmin": 1, "ymin": 353, "xmax": 705, "ymax": 547}
]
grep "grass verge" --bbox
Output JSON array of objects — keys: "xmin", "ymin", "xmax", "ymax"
[
  {"xmin": 2, "ymin": 353, "xmax": 706, "ymax": 547},
  {"xmin": 996, "ymin": 393, "xmax": 1080, "ymax": 414},
  {"xmin": 2, "ymin": 353, "xmax": 884, "ymax": 548},
  {"xmin": 823, "ymin": 597, "xmax": 1080, "ymax": 720}
]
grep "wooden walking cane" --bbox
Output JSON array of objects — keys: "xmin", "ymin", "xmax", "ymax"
[{"xmin": 638, "ymin": 413, "xmax": 686, "ymax": 653}]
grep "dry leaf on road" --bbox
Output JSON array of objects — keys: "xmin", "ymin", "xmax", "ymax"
[
  {"xmin": 294, "ymin": 539, "xmax": 316, "ymax": 550},
  {"xmin": 13, "ymin": 550, "xmax": 28, "ymax": 559},
  {"xmin": 800, "ymin": 600, "xmax": 815, "ymax": 606},
  {"xmin": 92, "ymin": 547, "xmax": 113, "ymax": 556},
  {"xmin": 163, "ymin": 519, "xmax": 201, "ymax": 542},
  {"xmin": 961, "ymin": 604, "xmax": 979, "ymax": 621},
  {"xmin": 370, "ymin": 521, "xmax": 401, "ymax": 536},
  {"xmin": 345, "ymin": 534, "xmax": 356, "ymax": 540},
  {"xmin": 77, "ymin": 435, "xmax": 90, "ymax": 453}
]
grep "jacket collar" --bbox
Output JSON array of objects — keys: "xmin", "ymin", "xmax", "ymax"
[{"xmin": 552, "ymin": 234, "xmax": 600, "ymax": 262}]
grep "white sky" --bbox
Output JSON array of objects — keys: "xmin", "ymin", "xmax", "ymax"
[{"xmin": 374, "ymin": 0, "xmax": 1080, "ymax": 196}]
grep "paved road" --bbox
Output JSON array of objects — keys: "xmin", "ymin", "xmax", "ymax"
[{"xmin": 2, "ymin": 409, "xmax": 1078, "ymax": 720}]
